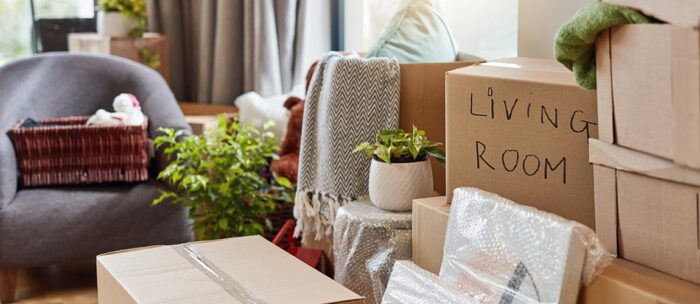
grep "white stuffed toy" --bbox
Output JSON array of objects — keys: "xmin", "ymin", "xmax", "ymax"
[
  {"xmin": 86, "ymin": 109, "xmax": 126, "ymax": 126},
  {"xmin": 234, "ymin": 85, "xmax": 304, "ymax": 141},
  {"xmin": 112, "ymin": 93, "xmax": 145, "ymax": 126},
  {"xmin": 86, "ymin": 93, "xmax": 145, "ymax": 126}
]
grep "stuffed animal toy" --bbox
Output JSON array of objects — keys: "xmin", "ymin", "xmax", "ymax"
[
  {"xmin": 86, "ymin": 109, "xmax": 125, "ymax": 126},
  {"xmin": 86, "ymin": 93, "xmax": 145, "ymax": 126},
  {"xmin": 270, "ymin": 96, "xmax": 304, "ymax": 183},
  {"xmin": 234, "ymin": 89, "xmax": 302, "ymax": 142},
  {"xmin": 112, "ymin": 93, "xmax": 145, "ymax": 126},
  {"xmin": 269, "ymin": 61, "xmax": 317, "ymax": 182}
]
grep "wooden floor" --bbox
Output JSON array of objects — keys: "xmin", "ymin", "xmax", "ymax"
[{"xmin": 11, "ymin": 262, "xmax": 96, "ymax": 304}]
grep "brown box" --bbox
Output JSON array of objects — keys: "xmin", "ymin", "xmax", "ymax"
[
  {"xmin": 580, "ymin": 259, "xmax": 700, "ymax": 304},
  {"xmin": 69, "ymin": 33, "xmax": 171, "ymax": 85},
  {"xmin": 446, "ymin": 58, "xmax": 598, "ymax": 228},
  {"xmin": 411, "ymin": 194, "xmax": 700, "ymax": 303},
  {"xmin": 590, "ymin": 139, "xmax": 700, "ymax": 284},
  {"xmin": 97, "ymin": 235, "xmax": 363, "ymax": 304},
  {"xmin": 184, "ymin": 115, "xmax": 220, "ymax": 135},
  {"xmin": 400, "ymin": 59, "xmax": 482, "ymax": 195},
  {"xmin": 412, "ymin": 196, "xmax": 450, "ymax": 274},
  {"xmin": 596, "ymin": 24, "xmax": 700, "ymax": 169},
  {"xmin": 603, "ymin": 0, "xmax": 700, "ymax": 27}
]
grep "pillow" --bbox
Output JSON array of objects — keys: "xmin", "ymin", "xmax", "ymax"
[{"xmin": 366, "ymin": 0, "xmax": 458, "ymax": 63}]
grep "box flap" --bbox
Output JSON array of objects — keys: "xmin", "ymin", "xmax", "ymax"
[
  {"xmin": 604, "ymin": 0, "xmax": 700, "ymax": 27},
  {"xmin": 447, "ymin": 57, "xmax": 577, "ymax": 87},
  {"xmin": 581, "ymin": 259, "xmax": 700, "ymax": 303},
  {"xmin": 589, "ymin": 139, "xmax": 700, "ymax": 187}
]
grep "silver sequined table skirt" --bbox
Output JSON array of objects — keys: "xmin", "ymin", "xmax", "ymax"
[{"xmin": 333, "ymin": 200, "xmax": 412, "ymax": 304}]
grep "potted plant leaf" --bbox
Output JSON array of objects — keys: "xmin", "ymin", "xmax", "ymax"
[
  {"xmin": 153, "ymin": 117, "xmax": 293, "ymax": 240},
  {"xmin": 353, "ymin": 126, "xmax": 445, "ymax": 211}
]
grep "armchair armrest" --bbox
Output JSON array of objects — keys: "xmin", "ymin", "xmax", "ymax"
[{"xmin": 0, "ymin": 136, "xmax": 18, "ymax": 210}]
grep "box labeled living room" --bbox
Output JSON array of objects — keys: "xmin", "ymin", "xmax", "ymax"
[{"xmin": 0, "ymin": 0, "xmax": 699, "ymax": 303}]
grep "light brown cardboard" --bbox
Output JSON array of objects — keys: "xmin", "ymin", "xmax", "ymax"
[
  {"xmin": 579, "ymin": 259, "xmax": 700, "ymax": 304},
  {"xmin": 97, "ymin": 236, "xmax": 364, "ymax": 304},
  {"xmin": 411, "ymin": 196, "xmax": 450, "ymax": 274},
  {"xmin": 589, "ymin": 138, "xmax": 700, "ymax": 187},
  {"xmin": 399, "ymin": 59, "xmax": 481, "ymax": 195},
  {"xmin": 69, "ymin": 33, "xmax": 171, "ymax": 85},
  {"xmin": 446, "ymin": 58, "xmax": 598, "ymax": 228},
  {"xmin": 410, "ymin": 196, "xmax": 700, "ymax": 303},
  {"xmin": 596, "ymin": 25, "xmax": 700, "ymax": 169},
  {"xmin": 185, "ymin": 115, "xmax": 220, "ymax": 135},
  {"xmin": 603, "ymin": 0, "xmax": 700, "ymax": 27},
  {"xmin": 591, "ymin": 141, "xmax": 700, "ymax": 284},
  {"xmin": 592, "ymin": 165, "xmax": 618, "ymax": 256}
]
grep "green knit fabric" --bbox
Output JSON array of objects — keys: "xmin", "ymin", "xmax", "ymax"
[{"xmin": 554, "ymin": 2, "xmax": 650, "ymax": 90}]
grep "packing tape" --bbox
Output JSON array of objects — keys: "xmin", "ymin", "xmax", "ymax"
[{"xmin": 174, "ymin": 244, "xmax": 269, "ymax": 304}]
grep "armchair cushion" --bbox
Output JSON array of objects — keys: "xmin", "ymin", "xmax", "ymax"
[{"xmin": 0, "ymin": 181, "xmax": 192, "ymax": 268}]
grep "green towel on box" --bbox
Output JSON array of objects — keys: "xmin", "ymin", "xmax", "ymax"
[{"xmin": 554, "ymin": 2, "xmax": 650, "ymax": 90}]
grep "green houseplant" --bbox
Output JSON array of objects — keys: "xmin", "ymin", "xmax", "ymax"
[
  {"xmin": 153, "ymin": 117, "xmax": 293, "ymax": 240},
  {"xmin": 353, "ymin": 126, "xmax": 445, "ymax": 211}
]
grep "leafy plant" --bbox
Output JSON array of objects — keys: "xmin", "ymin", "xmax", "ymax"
[
  {"xmin": 98, "ymin": 0, "xmax": 160, "ymax": 69},
  {"xmin": 153, "ymin": 117, "xmax": 293, "ymax": 240},
  {"xmin": 353, "ymin": 126, "xmax": 445, "ymax": 165}
]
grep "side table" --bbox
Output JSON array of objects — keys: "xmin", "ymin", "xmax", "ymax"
[{"xmin": 333, "ymin": 200, "xmax": 412, "ymax": 304}]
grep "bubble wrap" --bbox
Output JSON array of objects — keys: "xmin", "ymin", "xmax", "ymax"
[
  {"xmin": 440, "ymin": 188, "xmax": 612, "ymax": 304},
  {"xmin": 382, "ymin": 261, "xmax": 477, "ymax": 304},
  {"xmin": 333, "ymin": 200, "xmax": 412, "ymax": 304}
]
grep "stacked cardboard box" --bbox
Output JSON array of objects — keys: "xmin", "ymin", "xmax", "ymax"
[
  {"xmin": 97, "ymin": 236, "xmax": 364, "ymax": 303},
  {"xmin": 592, "ymin": 1, "xmax": 700, "ymax": 286},
  {"xmin": 445, "ymin": 57, "xmax": 598, "ymax": 228},
  {"xmin": 412, "ymin": 197, "xmax": 700, "ymax": 303}
]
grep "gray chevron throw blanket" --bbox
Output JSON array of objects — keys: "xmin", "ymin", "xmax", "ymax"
[{"xmin": 294, "ymin": 52, "xmax": 400, "ymax": 242}]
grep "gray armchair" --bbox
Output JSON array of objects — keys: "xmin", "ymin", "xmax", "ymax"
[{"xmin": 0, "ymin": 53, "xmax": 193, "ymax": 302}]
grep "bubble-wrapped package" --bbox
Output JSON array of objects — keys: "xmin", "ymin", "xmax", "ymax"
[
  {"xmin": 439, "ymin": 188, "xmax": 612, "ymax": 304},
  {"xmin": 382, "ymin": 261, "xmax": 476, "ymax": 304},
  {"xmin": 333, "ymin": 200, "xmax": 412, "ymax": 304}
]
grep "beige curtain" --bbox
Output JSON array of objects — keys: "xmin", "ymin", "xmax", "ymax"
[{"xmin": 147, "ymin": 0, "xmax": 308, "ymax": 104}]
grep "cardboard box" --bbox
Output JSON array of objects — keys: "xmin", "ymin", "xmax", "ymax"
[
  {"xmin": 97, "ymin": 235, "xmax": 363, "ymax": 304},
  {"xmin": 412, "ymin": 195, "xmax": 700, "ymax": 303},
  {"xmin": 399, "ymin": 59, "xmax": 482, "ymax": 195},
  {"xmin": 596, "ymin": 24, "xmax": 700, "ymax": 169},
  {"xmin": 412, "ymin": 196, "xmax": 450, "ymax": 274},
  {"xmin": 603, "ymin": 0, "xmax": 700, "ymax": 27},
  {"xmin": 446, "ymin": 58, "xmax": 598, "ymax": 228},
  {"xmin": 69, "ymin": 33, "xmax": 171, "ymax": 85},
  {"xmin": 590, "ymin": 139, "xmax": 700, "ymax": 284},
  {"xmin": 580, "ymin": 259, "xmax": 700, "ymax": 304},
  {"xmin": 184, "ymin": 115, "xmax": 220, "ymax": 135}
]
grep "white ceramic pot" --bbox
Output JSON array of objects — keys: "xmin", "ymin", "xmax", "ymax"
[
  {"xmin": 368, "ymin": 158, "xmax": 434, "ymax": 211},
  {"xmin": 97, "ymin": 11, "xmax": 137, "ymax": 38}
]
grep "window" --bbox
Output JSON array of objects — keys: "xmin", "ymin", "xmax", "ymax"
[{"xmin": 0, "ymin": 0, "xmax": 94, "ymax": 65}]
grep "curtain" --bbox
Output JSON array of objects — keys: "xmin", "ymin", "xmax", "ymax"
[{"xmin": 147, "ymin": 0, "xmax": 309, "ymax": 104}]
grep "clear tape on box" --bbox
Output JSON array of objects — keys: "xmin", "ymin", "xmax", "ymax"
[
  {"xmin": 382, "ymin": 261, "xmax": 477, "ymax": 304},
  {"xmin": 333, "ymin": 200, "xmax": 412, "ymax": 304},
  {"xmin": 436, "ymin": 187, "xmax": 612, "ymax": 304}
]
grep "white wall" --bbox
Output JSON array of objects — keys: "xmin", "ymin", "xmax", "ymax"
[
  {"xmin": 301, "ymin": 0, "xmax": 332, "ymax": 73},
  {"xmin": 344, "ymin": 0, "xmax": 592, "ymax": 60},
  {"xmin": 439, "ymin": 0, "xmax": 518, "ymax": 60},
  {"xmin": 518, "ymin": 0, "xmax": 593, "ymax": 58}
]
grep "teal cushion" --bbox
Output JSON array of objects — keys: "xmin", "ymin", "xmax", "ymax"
[{"xmin": 366, "ymin": 0, "xmax": 458, "ymax": 63}]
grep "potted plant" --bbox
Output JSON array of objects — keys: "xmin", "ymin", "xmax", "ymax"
[
  {"xmin": 153, "ymin": 117, "xmax": 293, "ymax": 240},
  {"xmin": 353, "ymin": 126, "xmax": 445, "ymax": 211},
  {"xmin": 97, "ymin": 0, "xmax": 146, "ymax": 38}
]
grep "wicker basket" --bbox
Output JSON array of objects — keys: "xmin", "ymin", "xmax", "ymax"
[{"xmin": 8, "ymin": 116, "xmax": 149, "ymax": 187}]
